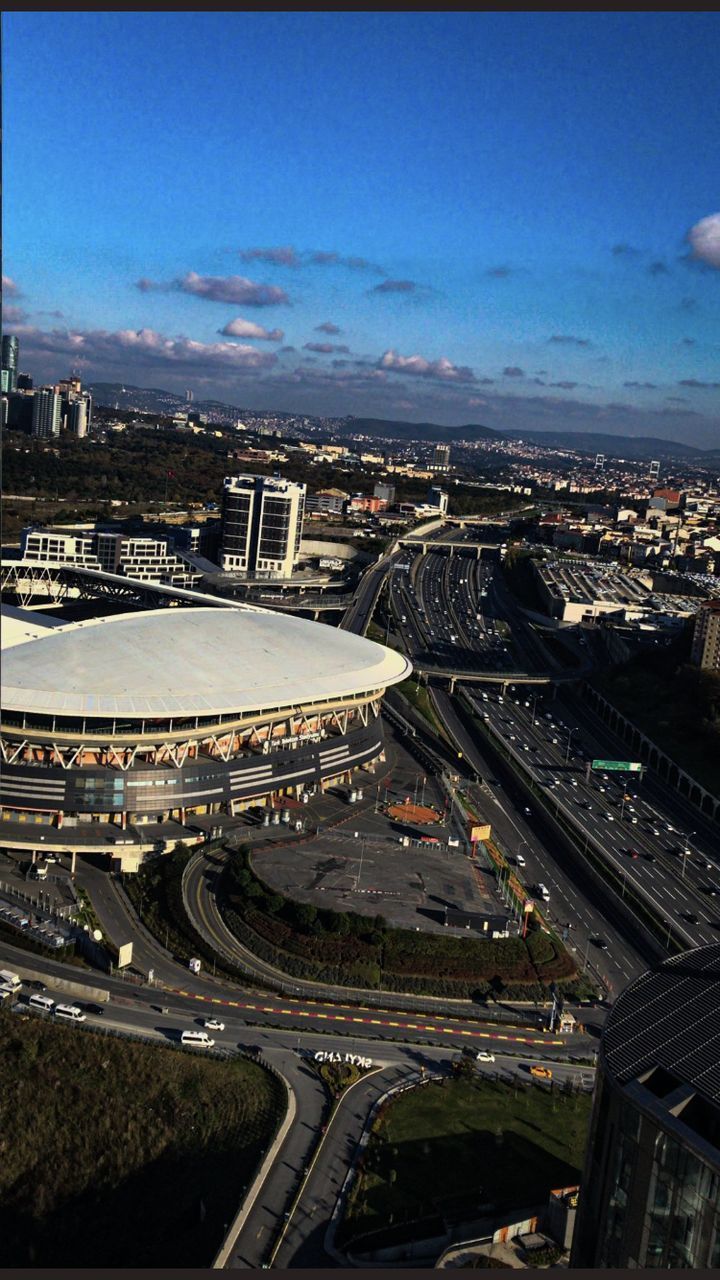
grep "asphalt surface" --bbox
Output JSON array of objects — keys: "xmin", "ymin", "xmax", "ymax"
[{"xmin": 472, "ymin": 687, "xmax": 720, "ymax": 948}]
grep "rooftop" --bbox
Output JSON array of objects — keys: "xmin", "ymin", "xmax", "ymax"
[
  {"xmin": 602, "ymin": 944, "xmax": 720, "ymax": 1106},
  {"xmin": 1, "ymin": 605, "xmax": 411, "ymax": 719}
]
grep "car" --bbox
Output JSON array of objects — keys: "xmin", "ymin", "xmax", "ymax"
[
  {"xmin": 529, "ymin": 1065, "xmax": 553, "ymax": 1079},
  {"xmin": 203, "ymin": 1018, "xmax": 225, "ymax": 1032},
  {"xmin": 626, "ymin": 848, "xmax": 639, "ymax": 859},
  {"xmin": 81, "ymin": 1003, "xmax": 105, "ymax": 1015},
  {"xmin": 476, "ymin": 1050, "xmax": 496, "ymax": 1063},
  {"xmin": 592, "ymin": 938, "xmax": 609, "ymax": 950},
  {"xmin": 24, "ymin": 979, "xmax": 46, "ymax": 991},
  {"xmin": 684, "ymin": 913, "xmax": 699, "ymax": 925},
  {"xmin": 644, "ymin": 853, "xmax": 656, "ymax": 863},
  {"xmin": 606, "ymin": 814, "xmax": 614, "ymax": 822},
  {"xmin": 523, "ymin": 806, "xmax": 531, "ymax": 815}
]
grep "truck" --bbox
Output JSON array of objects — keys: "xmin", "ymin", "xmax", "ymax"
[
  {"xmin": 188, "ymin": 957, "xmax": 202, "ymax": 975},
  {"xmin": 0, "ymin": 969, "xmax": 21, "ymax": 991}
]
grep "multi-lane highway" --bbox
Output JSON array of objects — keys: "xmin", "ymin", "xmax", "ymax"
[{"xmin": 469, "ymin": 688, "xmax": 720, "ymax": 948}]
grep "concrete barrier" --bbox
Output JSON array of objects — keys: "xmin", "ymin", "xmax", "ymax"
[{"xmin": 9, "ymin": 962, "xmax": 110, "ymax": 1003}]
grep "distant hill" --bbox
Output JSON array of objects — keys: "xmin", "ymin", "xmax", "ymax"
[
  {"xmin": 503, "ymin": 430, "xmax": 704, "ymax": 460},
  {"xmin": 88, "ymin": 382, "xmax": 244, "ymax": 419},
  {"xmin": 344, "ymin": 416, "xmax": 499, "ymax": 442}
]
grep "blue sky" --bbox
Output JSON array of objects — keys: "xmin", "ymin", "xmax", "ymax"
[{"xmin": 3, "ymin": 12, "xmax": 719, "ymax": 444}]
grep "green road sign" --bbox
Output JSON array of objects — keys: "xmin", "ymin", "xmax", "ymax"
[{"xmin": 591, "ymin": 759, "xmax": 642, "ymax": 772}]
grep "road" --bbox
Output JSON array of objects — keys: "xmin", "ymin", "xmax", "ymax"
[
  {"xmin": 3, "ymin": 975, "xmax": 596, "ymax": 1270},
  {"xmin": 471, "ymin": 686, "xmax": 719, "ymax": 948}
]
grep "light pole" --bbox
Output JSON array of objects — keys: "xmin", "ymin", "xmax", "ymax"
[
  {"xmin": 530, "ymin": 693, "xmax": 538, "ymax": 726},
  {"xmin": 564, "ymin": 727, "xmax": 576, "ymax": 765}
]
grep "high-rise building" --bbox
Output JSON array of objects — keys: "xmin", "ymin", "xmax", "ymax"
[
  {"xmin": 432, "ymin": 443, "xmax": 451, "ymax": 471},
  {"xmin": 571, "ymin": 944, "xmax": 720, "ymax": 1270},
  {"xmin": 428, "ymin": 485, "xmax": 449, "ymax": 515},
  {"xmin": 16, "ymin": 373, "xmax": 33, "ymax": 391},
  {"xmin": 221, "ymin": 474, "xmax": 306, "ymax": 578},
  {"xmin": 68, "ymin": 397, "xmax": 89, "ymax": 438},
  {"xmin": 2, "ymin": 334, "xmax": 19, "ymax": 392},
  {"xmin": 691, "ymin": 600, "xmax": 720, "ymax": 671},
  {"xmin": 31, "ymin": 388, "xmax": 61, "ymax": 439}
]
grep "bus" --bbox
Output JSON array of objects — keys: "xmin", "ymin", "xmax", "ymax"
[
  {"xmin": 55, "ymin": 1004, "xmax": 86, "ymax": 1023},
  {"xmin": 28, "ymin": 994, "xmax": 55, "ymax": 1014}
]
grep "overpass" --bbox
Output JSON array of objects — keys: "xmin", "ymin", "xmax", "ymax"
[
  {"xmin": 413, "ymin": 666, "xmax": 587, "ymax": 691},
  {"xmin": 397, "ymin": 536, "xmax": 504, "ymax": 557}
]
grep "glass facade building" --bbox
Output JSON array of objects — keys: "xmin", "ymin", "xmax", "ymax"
[{"xmin": 572, "ymin": 944, "xmax": 720, "ymax": 1268}]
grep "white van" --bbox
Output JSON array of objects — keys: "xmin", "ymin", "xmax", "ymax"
[
  {"xmin": 28, "ymin": 994, "xmax": 55, "ymax": 1014},
  {"xmin": 0, "ymin": 969, "xmax": 21, "ymax": 990},
  {"xmin": 181, "ymin": 1030, "xmax": 215, "ymax": 1049},
  {"xmin": 516, "ymin": 853, "xmax": 526, "ymax": 867},
  {"xmin": 55, "ymin": 1004, "xmax": 86, "ymax": 1022}
]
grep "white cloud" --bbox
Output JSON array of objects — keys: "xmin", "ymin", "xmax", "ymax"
[
  {"xmin": 686, "ymin": 213, "xmax": 720, "ymax": 269},
  {"xmin": 220, "ymin": 317, "xmax": 284, "ymax": 341},
  {"xmin": 379, "ymin": 350, "xmax": 476, "ymax": 382}
]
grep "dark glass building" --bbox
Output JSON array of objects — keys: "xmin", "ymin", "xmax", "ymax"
[{"xmin": 572, "ymin": 944, "xmax": 720, "ymax": 1268}]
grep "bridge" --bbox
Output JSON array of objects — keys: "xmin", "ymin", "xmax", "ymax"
[
  {"xmin": 413, "ymin": 666, "xmax": 587, "ymax": 691},
  {"xmin": 397, "ymin": 537, "xmax": 504, "ymax": 557}
]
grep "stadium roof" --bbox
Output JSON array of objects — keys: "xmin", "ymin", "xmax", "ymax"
[
  {"xmin": 1, "ymin": 606, "xmax": 411, "ymax": 719},
  {"xmin": 602, "ymin": 944, "xmax": 720, "ymax": 1105}
]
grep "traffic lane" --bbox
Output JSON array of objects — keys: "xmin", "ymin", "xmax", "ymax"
[
  {"xmin": 9, "ymin": 986, "xmax": 595, "ymax": 1063},
  {"xmin": 432, "ymin": 687, "xmax": 643, "ymax": 983},
  {"xmin": 273, "ymin": 1064, "xmax": 405, "ymax": 1269},
  {"xmin": 479, "ymin": 702, "xmax": 715, "ymax": 946},
  {"xmin": 558, "ymin": 693, "xmax": 720, "ymax": 860},
  {"xmin": 482, "ymin": 695, "xmax": 716, "ymax": 899},
  {"xmin": 228, "ymin": 1050, "xmax": 328, "ymax": 1270}
]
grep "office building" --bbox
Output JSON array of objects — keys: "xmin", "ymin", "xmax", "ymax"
[
  {"xmin": 428, "ymin": 485, "xmax": 449, "ymax": 515},
  {"xmin": 305, "ymin": 488, "xmax": 348, "ymax": 517},
  {"xmin": 432, "ymin": 443, "xmax": 451, "ymax": 471},
  {"xmin": 2, "ymin": 334, "xmax": 19, "ymax": 392},
  {"xmin": 221, "ymin": 474, "xmax": 306, "ymax": 578},
  {"xmin": 31, "ymin": 388, "xmax": 61, "ymax": 439},
  {"xmin": 572, "ymin": 944, "xmax": 720, "ymax": 1269},
  {"xmin": 20, "ymin": 526, "xmax": 203, "ymax": 589},
  {"xmin": 691, "ymin": 599, "xmax": 720, "ymax": 671}
]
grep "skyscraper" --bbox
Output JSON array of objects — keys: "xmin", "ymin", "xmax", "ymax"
[
  {"xmin": 1, "ymin": 334, "xmax": 19, "ymax": 392},
  {"xmin": 221, "ymin": 474, "xmax": 306, "ymax": 578},
  {"xmin": 572, "ymin": 945, "xmax": 720, "ymax": 1269},
  {"xmin": 31, "ymin": 388, "xmax": 62, "ymax": 439}
]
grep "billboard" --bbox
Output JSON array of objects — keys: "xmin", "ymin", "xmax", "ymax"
[
  {"xmin": 468, "ymin": 821, "xmax": 491, "ymax": 842},
  {"xmin": 117, "ymin": 942, "xmax": 133, "ymax": 969},
  {"xmin": 591, "ymin": 759, "xmax": 642, "ymax": 773}
]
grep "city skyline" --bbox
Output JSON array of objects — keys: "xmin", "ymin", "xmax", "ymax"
[{"xmin": 3, "ymin": 11, "xmax": 720, "ymax": 445}]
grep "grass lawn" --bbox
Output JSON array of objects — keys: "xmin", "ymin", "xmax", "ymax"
[
  {"xmin": 341, "ymin": 1075, "xmax": 591, "ymax": 1245},
  {"xmin": 397, "ymin": 677, "xmax": 452, "ymax": 742},
  {"xmin": 0, "ymin": 1009, "xmax": 286, "ymax": 1267}
]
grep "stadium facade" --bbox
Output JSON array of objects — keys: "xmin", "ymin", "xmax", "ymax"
[{"xmin": 1, "ymin": 604, "xmax": 410, "ymax": 869}]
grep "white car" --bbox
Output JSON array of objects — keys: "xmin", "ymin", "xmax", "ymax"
[
  {"xmin": 203, "ymin": 1018, "xmax": 225, "ymax": 1032},
  {"xmin": 476, "ymin": 1050, "xmax": 496, "ymax": 1062},
  {"xmin": 606, "ymin": 814, "xmax": 614, "ymax": 821}
]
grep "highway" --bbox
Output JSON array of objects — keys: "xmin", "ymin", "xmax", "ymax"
[
  {"xmin": 468, "ymin": 687, "xmax": 720, "ymax": 947},
  {"xmin": 380, "ymin": 540, "xmax": 718, "ymax": 967}
]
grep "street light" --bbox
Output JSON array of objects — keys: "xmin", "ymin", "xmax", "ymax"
[{"xmin": 564, "ymin": 727, "xmax": 577, "ymax": 765}]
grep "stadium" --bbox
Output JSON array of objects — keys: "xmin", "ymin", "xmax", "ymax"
[{"xmin": 0, "ymin": 604, "xmax": 411, "ymax": 869}]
